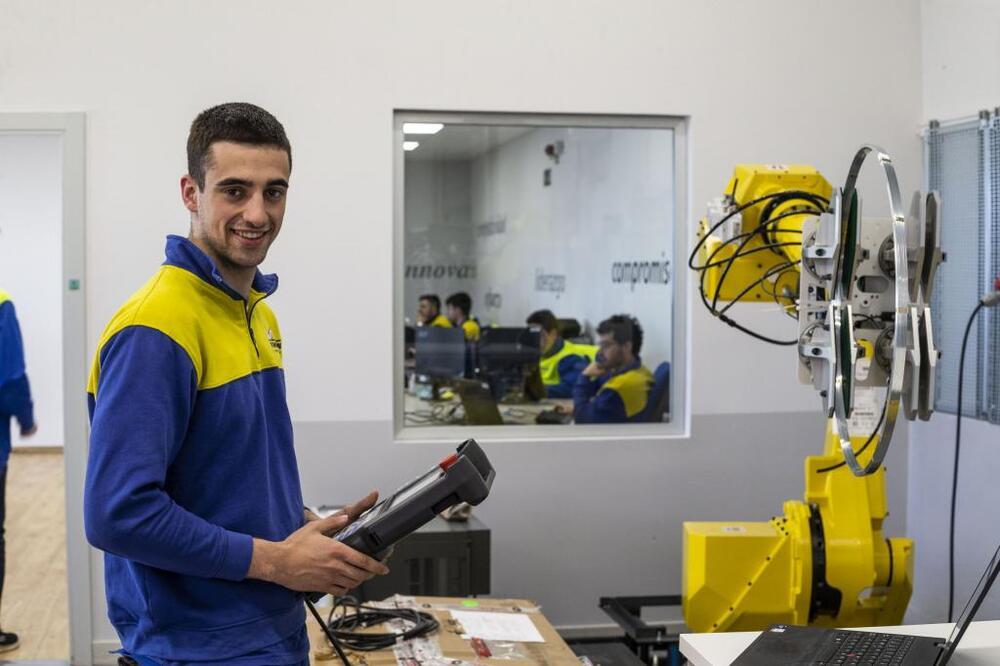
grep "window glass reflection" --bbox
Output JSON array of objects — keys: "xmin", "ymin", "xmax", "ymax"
[{"xmin": 402, "ymin": 120, "xmax": 675, "ymax": 427}]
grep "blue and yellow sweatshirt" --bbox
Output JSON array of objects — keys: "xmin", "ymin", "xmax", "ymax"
[
  {"xmin": 84, "ymin": 236, "xmax": 308, "ymax": 664},
  {"xmin": 539, "ymin": 337, "xmax": 597, "ymax": 399},
  {"xmin": 573, "ymin": 358, "xmax": 653, "ymax": 424},
  {"xmin": 459, "ymin": 317, "xmax": 481, "ymax": 342},
  {"xmin": 0, "ymin": 291, "xmax": 34, "ymax": 468},
  {"xmin": 427, "ymin": 313, "xmax": 452, "ymax": 328}
]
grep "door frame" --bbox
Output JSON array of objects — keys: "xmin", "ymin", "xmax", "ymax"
[{"xmin": 0, "ymin": 113, "xmax": 90, "ymax": 665}]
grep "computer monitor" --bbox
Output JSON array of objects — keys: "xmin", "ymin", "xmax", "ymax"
[
  {"xmin": 477, "ymin": 327, "xmax": 541, "ymax": 401},
  {"xmin": 414, "ymin": 327, "xmax": 466, "ymax": 379},
  {"xmin": 477, "ymin": 327, "xmax": 540, "ymax": 373}
]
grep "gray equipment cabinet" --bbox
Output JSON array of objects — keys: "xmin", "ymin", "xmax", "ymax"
[{"xmin": 357, "ymin": 514, "xmax": 490, "ymax": 601}]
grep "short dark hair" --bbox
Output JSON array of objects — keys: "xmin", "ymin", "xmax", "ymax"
[
  {"xmin": 445, "ymin": 292, "xmax": 472, "ymax": 316},
  {"xmin": 419, "ymin": 294, "xmax": 441, "ymax": 311},
  {"xmin": 597, "ymin": 314, "xmax": 643, "ymax": 355},
  {"xmin": 187, "ymin": 102, "xmax": 292, "ymax": 189},
  {"xmin": 526, "ymin": 309, "xmax": 559, "ymax": 333}
]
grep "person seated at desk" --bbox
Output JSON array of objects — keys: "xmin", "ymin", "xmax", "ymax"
[
  {"xmin": 526, "ymin": 309, "xmax": 597, "ymax": 399},
  {"xmin": 573, "ymin": 314, "xmax": 653, "ymax": 424},
  {"xmin": 417, "ymin": 293, "xmax": 452, "ymax": 328},
  {"xmin": 445, "ymin": 291, "xmax": 481, "ymax": 342}
]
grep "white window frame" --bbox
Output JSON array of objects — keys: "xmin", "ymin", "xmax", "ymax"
[{"xmin": 392, "ymin": 110, "xmax": 690, "ymax": 443}]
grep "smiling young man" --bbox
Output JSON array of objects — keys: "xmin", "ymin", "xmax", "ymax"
[{"xmin": 84, "ymin": 103, "xmax": 388, "ymax": 666}]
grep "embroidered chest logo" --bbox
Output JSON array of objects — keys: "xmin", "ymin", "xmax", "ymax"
[{"xmin": 267, "ymin": 328, "xmax": 282, "ymax": 353}]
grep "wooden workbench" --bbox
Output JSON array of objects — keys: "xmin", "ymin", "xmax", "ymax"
[{"xmin": 308, "ymin": 595, "xmax": 580, "ymax": 665}]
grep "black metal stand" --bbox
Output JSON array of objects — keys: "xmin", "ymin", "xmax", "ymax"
[{"xmin": 598, "ymin": 595, "xmax": 683, "ymax": 666}]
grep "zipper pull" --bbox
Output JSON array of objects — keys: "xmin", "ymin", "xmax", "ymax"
[{"xmin": 245, "ymin": 301, "xmax": 260, "ymax": 356}]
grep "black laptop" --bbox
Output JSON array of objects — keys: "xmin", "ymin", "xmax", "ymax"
[
  {"xmin": 732, "ymin": 540, "xmax": 1000, "ymax": 665},
  {"xmin": 454, "ymin": 379, "xmax": 504, "ymax": 425}
]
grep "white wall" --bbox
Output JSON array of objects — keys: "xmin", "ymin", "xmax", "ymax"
[
  {"xmin": 469, "ymin": 126, "xmax": 674, "ymax": 368},
  {"xmin": 921, "ymin": 0, "xmax": 1000, "ymax": 122},
  {"xmin": 0, "ymin": 1, "xmax": 923, "ymax": 658},
  {"xmin": 0, "ymin": 133, "xmax": 64, "ymax": 448},
  {"xmin": 0, "ymin": 1, "xmax": 924, "ymax": 422},
  {"xmin": 906, "ymin": 0, "xmax": 1000, "ymax": 624}
]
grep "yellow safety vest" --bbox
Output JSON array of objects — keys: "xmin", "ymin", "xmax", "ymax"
[
  {"xmin": 428, "ymin": 314, "xmax": 452, "ymax": 328},
  {"xmin": 539, "ymin": 339, "xmax": 597, "ymax": 386}
]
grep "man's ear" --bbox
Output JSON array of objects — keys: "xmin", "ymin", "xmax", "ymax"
[{"xmin": 180, "ymin": 175, "xmax": 200, "ymax": 214}]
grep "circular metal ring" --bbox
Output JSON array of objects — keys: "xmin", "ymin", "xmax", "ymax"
[{"xmin": 831, "ymin": 145, "xmax": 910, "ymax": 476}]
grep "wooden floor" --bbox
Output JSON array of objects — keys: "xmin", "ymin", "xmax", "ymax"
[{"xmin": 1, "ymin": 450, "xmax": 69, "ymax": 661}]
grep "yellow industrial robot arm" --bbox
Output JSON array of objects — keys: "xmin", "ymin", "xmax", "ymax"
[
  {"xmin": 690, "ymin": 164, "xmax": 832, "ymax": 341},
  {"xmin": 682, "ymin": 153, "xmax": 942, "ymax": 634}
]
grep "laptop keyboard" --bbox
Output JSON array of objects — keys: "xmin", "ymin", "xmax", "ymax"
[{"xmin": 816, "ymin": 631, "xmax": 916, "ymax": 665}]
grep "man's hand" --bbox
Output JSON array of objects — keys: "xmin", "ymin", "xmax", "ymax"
[
  {"xmin": 20, "ymin": 423, "xmax": 38, "ymax": 437},
  {"xmin": 247, "ymin": 513, "xmax": 389, "ymax": 596},
  {"xmin": 310, "ymin": 490, "xmax": 380, "ymax": 536},
  {"xmin": 341, "ymin": 490, "xmax": 379, "ymax": 522},
  {"xmin": 582, "ymin": 361, "xmax": 604, "ymax": 378},
  {"xmin": 303, "ymin": 490, "xmax": 378, "ymax": 530},
  {"xmin": 336, "ymin": 491, "xmax": 396, "ymax": 561}
]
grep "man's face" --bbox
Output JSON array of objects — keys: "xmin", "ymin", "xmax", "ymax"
[
  {"xmin": 538, "ymin": 328, "xmax": 557, "ymax": 352},
  {"xmin": 597, "ymin": 333, "xmax": 630, "ymax": 370},
  {"xmin": 181, "ymin": 141, "xmax": 290, "ymax": 274},
  {"xmin": 417, "ymin": 299, "xmax": 437, "ymax": 323},
  {"xmin": 446, "ymin": 304, "xmax": 462, "ymax": 323}
]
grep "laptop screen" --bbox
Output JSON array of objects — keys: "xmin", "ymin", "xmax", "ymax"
[{"xmin": 940, "ymin": 540, "xmax": 1000, "ymax": 663}]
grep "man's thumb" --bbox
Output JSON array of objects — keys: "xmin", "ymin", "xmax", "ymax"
[{"xmin": 312, "ymin": 512, "xmax": 349, "ymax": 535}]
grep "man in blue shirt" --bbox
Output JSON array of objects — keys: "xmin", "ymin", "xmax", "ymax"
[
  {"xmin": 0, "ymin": 290, "xmax": 37, "ymax": 653},
  {"xmin": 84, "ymin": 103, "xmax": 387, "ymax": 666},
  {"xmin": 573, "ymin": 314, "xmax": 653, "ymax": 424},
  {"xmin": 446, "ymin": 292, "xmax": 481, "ymax": 341},
  {"xmin": 417, "ymin": 294, "xmax": 451, "ymax": 328},
  {"xmin": 526, "ymin": 309, "xmax": 597, "ymax": 399}
]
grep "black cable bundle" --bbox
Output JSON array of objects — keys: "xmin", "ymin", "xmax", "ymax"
[
  {"xmin": 689, "ymin": 190, "xmax": 829, "ymax": 346},
  {"xmin": 306, "ymin": 596, "xmax": 440, "ymax": 664},
  {"xmin": 948, "ymin": 301, "xmax": 986, "ymax": 622}
]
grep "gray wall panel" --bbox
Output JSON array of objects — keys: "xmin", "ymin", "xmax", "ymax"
[
  {"xmin": 295, "ymin": 412, "xmax": 909, "ymax": 629},
  {"xmin": 907, "ymin": 415, "xmax": 1000, "ymax": 624}
]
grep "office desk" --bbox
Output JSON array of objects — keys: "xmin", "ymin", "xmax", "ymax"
[
  {"xmin": 680, "ymin": 621, "xmax": 1000, "ymax": 665},
  {"xmin": 497, "ymin": 398, "xmax": 573, "ymax": 425},
  {"xmin": 403, "ymin": 392, "xmax": 573, "ymax": 426}
]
